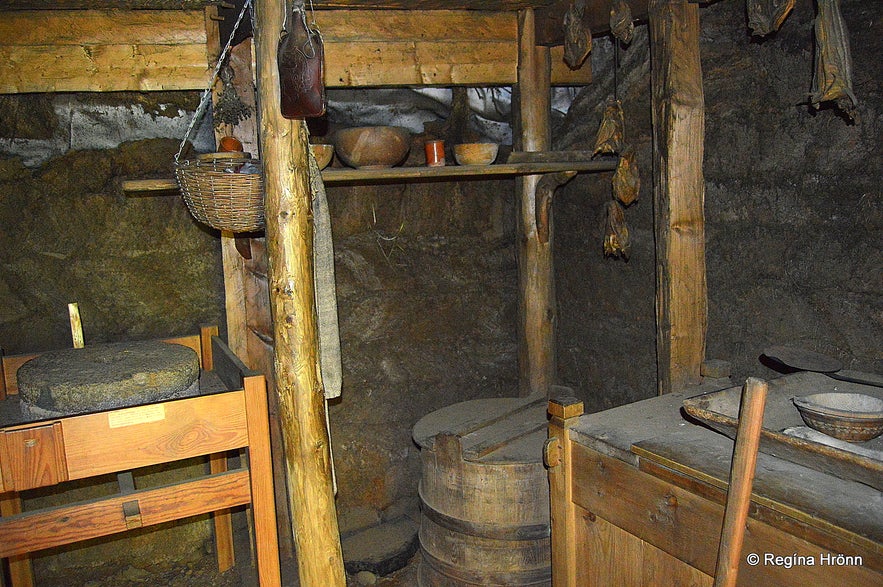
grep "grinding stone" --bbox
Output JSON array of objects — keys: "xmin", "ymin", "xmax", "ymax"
[{"xmin": 16, "ymin": 340, "xmax": 200, "ymax": 418}]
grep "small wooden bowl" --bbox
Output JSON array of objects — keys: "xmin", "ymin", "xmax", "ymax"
[
  {"xmin": 792, "ymin": 393, "xmax": 883, "ymax": 442},
  {"xmin": 218, "ymin": 136, "xmax": 243, "ymax": 152},
  {"xmin": 453, "ymin": 143, "xmax": 499, "ymax": 166},
  {"xmin": 311, "ymin": 144, "xmax": 334, "ymax": 170}
]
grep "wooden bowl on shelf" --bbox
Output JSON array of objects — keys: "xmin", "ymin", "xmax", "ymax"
[
  {"xmin": 453, "ymin": 143, "xmax": 499, "ymax": 166},
  {"xmin": 310, "ymin": 144, "xmax": 334, "ymax": 170},
  {"xmin": 334, "ymin": 126, "xmax": 411, "ymax": 169}
]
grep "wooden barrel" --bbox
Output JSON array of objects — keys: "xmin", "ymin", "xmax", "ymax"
[{"xmin": 412, "ymin": 395, "xmax": 551, "ymax": 586}]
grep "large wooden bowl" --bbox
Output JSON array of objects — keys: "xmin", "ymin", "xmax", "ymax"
[
  {"xmin": 334, "ymin": 126, "xmax": 411, "ymax": 169},
  {"xmin": 310, "ymin": 144, "xmax": 334, "ymax": 170}
]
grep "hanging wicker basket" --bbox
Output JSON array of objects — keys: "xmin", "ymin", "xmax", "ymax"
[{"xmin": 175, "ymin": 153, "xmax": 265, "ymax": 232}]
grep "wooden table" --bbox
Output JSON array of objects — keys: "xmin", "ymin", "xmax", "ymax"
[
  {"xmin": 0, "ymin": 332, "xmax": 281, "ymax": 587},
  {"xmin": 546, "ymin": 375, "xmax": 883, "ymax": 586}
]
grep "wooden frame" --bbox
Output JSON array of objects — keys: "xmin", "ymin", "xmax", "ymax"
[{"xmin": 0, "ymin": 330, "xmax": 281, "ymax": 587}]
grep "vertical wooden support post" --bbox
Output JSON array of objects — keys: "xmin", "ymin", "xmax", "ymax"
[
  {"xmin": 253, "ymin": 1, "xmax": 346, "ymax": 585},
  {"xmin": 204, "ymin": 5, "xmax": 249, "ymax": 362},
  {"xmin": 649, "ymin": 0, "xmax": 707, "ymax": 395},
  {"xmin": 516, "ymin": 9, "xmax": 555, "ymax": 398},
  {"xmin": 202, "ymin": 11, "xmax": 237, "ymax": 572},
  {"xmin": 545, "ymin": 396, "xmax": 584, "ymax": 587}
]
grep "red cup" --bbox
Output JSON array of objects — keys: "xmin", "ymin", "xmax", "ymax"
[{"xmin": 425, "ymin": 140, "xmax": 445, "ymax": 167}]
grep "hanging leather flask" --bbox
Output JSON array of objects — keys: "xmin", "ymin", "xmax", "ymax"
[{"xmin": 278, "ymin": 1, "xmax": 326, "ymax": 119}]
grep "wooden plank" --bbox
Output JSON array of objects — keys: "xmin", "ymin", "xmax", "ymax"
[
  {"xmin": 0, "ymin": 44, "xmax": 210, "ymax": 94},
  {"xmin": 315, "ymin": 10, "xmax": 518, "ymax": 41},
  {"xmin": 61, "ymin": 390, "xmax": 248, "ymax": 480},
  {"xmin": 547, "ymin": 398, "xmax": 583, "ymax": 587},
  {"xmin": 314, "ymin": 10, "xmax": 590, "ymax": 86},
  {"xmin": 0, "ymin": 355, "xmax": 36, "ymax": 396},
  {"xmin": 0, "ymin": 10, "xmax": 210, "ymax": 93},
  {"xmin": 0, "ymin": 470, "xmax": 251, "ymax": 558},
  {"xmin": 641, "ymin": 531, "xmax": 712, "ymax": 587},
  {"xmin": 2, "ymin": 46, "xmax": 206, "ymax": 93},
  {"xmin": 0, "ymin": 422, "xmax": 67, "ymax": 492},
  {"xmin": 570, "ymin": 442, "xmax": 882, "ymax": 584},
  {"xmin": 243, "ymin": 374, "xmax": 282, "ymax": 586},
  {"xmin": 0, "ymin": 492, "xmax": 34, "ymax": 587},
  {"xmin": 123, "ymin": 160, "xmax": 617, "ymax": 193},
  {"xmin": 323, "ymin": 39, "xmax": 589, "ymax": 87},
  {"xmin": 253, "ymin": 0, "xmax": 346, "ymax": 584},
  {"xmin": 0, "ymin": 10, "xmax": 206, "ymax": 46},
  {"xmin": 159, "ymin": 333, "xmax": 203, "ymax": 363},
  {"xmin": 649, "ymin": 0, "xmax": 707, "ymax": 394},
  {"xmin": 632, "ymin": 435, "xmax": 883, "ymax": 560}
]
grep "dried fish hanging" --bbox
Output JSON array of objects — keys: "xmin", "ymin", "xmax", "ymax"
[
  {"xmin": 612, "ymin": 146, "xmax": 640, "ymax": 206},
  {"xmin": 593, "ymin": 40, "xmax": 640, "ymax": 259},
  {"xmin": 563, "ymin": 0, "xmax": 592, "ymax": 69},
  {"xmin": 746, "ymin": 0, "xmax": 795, "ymax": 37},
  {"xmin": 610, "ymin": 0, "xmax": 634, "ymax": 45},
  {"xmin": 810, "ymin": 0, "xmax": 857, "ymax": 120},
  {"xmin": 592, "ymin": 98, "xmax": 625, "ymax": 156},
  {"xmin": 604, "ymin": 200, "xmax": 631, "ymax": 259}
]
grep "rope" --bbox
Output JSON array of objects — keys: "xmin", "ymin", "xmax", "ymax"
[{"xmin": 175, "ymin": 0, "xmax": 254, "ymax": 162}]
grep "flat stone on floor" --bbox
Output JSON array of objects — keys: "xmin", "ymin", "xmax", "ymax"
[{"xmin": 342, "ymin": 516, "xmax": 419, "ymax": 578}]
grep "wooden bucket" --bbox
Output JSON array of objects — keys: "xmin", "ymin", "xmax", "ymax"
[{"xmin": 413, "ymin": 395, "xmax": 551, "ymax": 586}]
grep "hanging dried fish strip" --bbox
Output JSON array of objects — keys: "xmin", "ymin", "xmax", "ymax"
[
  {"xmin": 746, "ymin": 0, "xmax": 795, "ymax": 37},
  {"xmin": 610, "ymin": 0, "xmax": 635, "ymax": 45},
  {"xmin": 810, "ymin": 0, "xmax": 857, "ymax": 120},
  {"xmin": 604, "ymin": 200, "xmax": 631, "ymax": 259},
  {"xmin": 612, "ymin": 147, "xmax": 640, "ymax": 206},
  {"xmin": 593, "ymin": 99, "xmax": 625, "ymax": 156},
  {"xmin": 563, "ymin": 0, "xmax": 592, "ymax": 69}
]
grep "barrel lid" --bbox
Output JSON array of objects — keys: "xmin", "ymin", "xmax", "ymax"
[{"xmin": 412, "ymin": 394, "xmax": 547, "ymax": 464}]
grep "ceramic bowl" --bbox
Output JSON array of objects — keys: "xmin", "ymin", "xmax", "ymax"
[
  {"xmin": 218, "ymin": 136, "xmax": 243, "ymax": 152},
  {"xmin": 334, "ymin": 126, "xmax": 411, "ymax": 169},
  {"xmin": 792, "ymin": 393, "xmax": 883, "ymax": 442},
  {"xmin": 453, "ymin": 143, "xmax": 499, "ymax": 166},
  {"xmin": 311, "ymin": 144, "xmax": 334, "ymax": 170}
]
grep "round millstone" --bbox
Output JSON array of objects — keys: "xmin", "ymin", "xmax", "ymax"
[{"xmin": 17, "ymin": 340, "xmax": 200, "ymax": 418}]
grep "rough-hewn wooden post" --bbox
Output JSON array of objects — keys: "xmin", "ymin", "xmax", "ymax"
[
  {"xmin": 516, "ymin": 8, "xmax": 555, "ymax": 397},
  {"xmin": 252, "ymin": 1, "xmax": 346, "ymax": 584},
  {"xmin": 649, "ymin": 0, "xmax": 707, "ymax": 395}
]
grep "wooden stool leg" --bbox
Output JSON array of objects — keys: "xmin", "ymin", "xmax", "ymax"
[
  {"xmin": 0, "ymin": 492, "xmax": 34, "ymax": 587},
  {"xmin": 210, "ymin": 453, "xmax": 236, "ymax": 572},
  {"xmin": 244, "ymin": 374, "xmax": 281, "ymax": 586}
]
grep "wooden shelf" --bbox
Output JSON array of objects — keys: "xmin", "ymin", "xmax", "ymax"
[
  {"xmin": 321, "ymin": 158, "xmax": 616, "ymax": 185},
  {"xmin": 121, "ymin": 153, "xmax": 617, "ymax": 194}
]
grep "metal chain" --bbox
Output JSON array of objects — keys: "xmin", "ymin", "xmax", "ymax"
[{"xmin": 175, "ymin": 0, "xmax": 254, "ymax": 162}]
